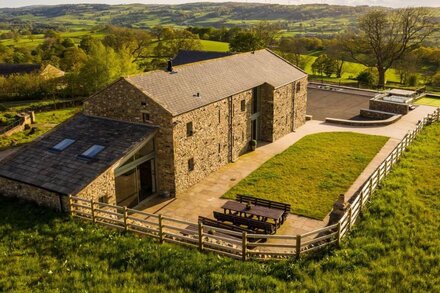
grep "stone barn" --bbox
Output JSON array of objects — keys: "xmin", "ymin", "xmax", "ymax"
[{"xmin": 0, "ymin": 49, "xmax": 308, "ymax": 210}]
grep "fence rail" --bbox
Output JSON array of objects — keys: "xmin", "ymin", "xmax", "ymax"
[{"xmin": 69, "ymin": 108, "xmax": 440, "ymax": 261}]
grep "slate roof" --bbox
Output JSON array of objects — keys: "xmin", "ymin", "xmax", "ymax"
[
  {"xmin": 0, "ymin": 63, "xmax": 41, "ymax": 76},
  {"xmin": 0, "ymin": 114, "xmax": 157, "ymax": 195},
  {"xmin": 125, "ymin": 49, "xmax": 307, "ymax": 116},
  {"xmin": 172, "ymin": 50, "xmax": 233, "ymax": 66}
]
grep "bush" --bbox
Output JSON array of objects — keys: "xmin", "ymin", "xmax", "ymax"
[
  {"xmin": 356, "ymin": 70, "xmax": 376, "ymax": 86},
  {"xmin": 407, "ymin": 74, "xmax": 418, "ymax": 87}
]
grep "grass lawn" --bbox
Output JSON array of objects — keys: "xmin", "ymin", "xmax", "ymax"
[
  {"xmin": 0, "ymin": 123, "xmax": 438, "ymax": 291},
  {"xmin": 223, "ymin": 132, "xmax": 389, "ymax": 220},
  {"xmin": 0, "ymin": 107, "xmax": 80, "ymax": 150},
  {"xmin": 415, "ymin": 96, "xmax": 440, "ymax": 107},
  {"xmin": 200, "ymin": 40, "xmax": 229, "ymax": 52}
]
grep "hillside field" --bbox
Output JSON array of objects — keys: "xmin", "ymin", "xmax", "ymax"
[{"xmin": 0, "ymin": 121, "xmax": 439, "ymax": 291}]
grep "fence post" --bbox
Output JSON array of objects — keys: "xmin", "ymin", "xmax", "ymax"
[
  {"xmin": 123, "ymin": 206, "xmax": 128, "ymax": 232},
  {"xmin": 347, "ymin": 206, "xmax": 352, "ymax": 231},
  {"xmin": 369, "ymin": 177, "xmax": 373, "ymax": 197},
  {"xmin": 68, "ymin": 195, "xmax": 73, "ymax": 215},
  {"xmin": 198, "ymin": 222, "xmax": 204, "ymax": 252},
  {"xmin": 158, "ymin": 215, "xmax": 164, "ymax": 244},
  {"xmin": 242, "ymin": 232, "xmax": 247, "ymax": 261},
  {"xmin": 359, "ymin": 191, "xmax": 364, "ymax": 212},
  {"xmin": 91, "ymin": 200, "xmax": 96, "ymax": 223},
  {"xmin": 337, "ymin": 222, "xmax": 342, "ymax": 247},
  {"xmin": 296, "ymin": 234, "xmax": 302, "ymax": 259},
  {"xmin": 384, "ymin": 158, "xmax": 389, "ymax": 176}
]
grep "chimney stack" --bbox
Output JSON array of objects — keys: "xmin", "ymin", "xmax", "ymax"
[{"xmin": 167, "ymin": 59, "xmax": 173, "ymax": 72}]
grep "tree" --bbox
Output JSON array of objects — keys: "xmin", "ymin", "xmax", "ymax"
[
  {"xmin": 229, "ymin": 31, "xmax": 264, "ymax": 52},
  {"xmin": 312, "ymin": 54, "xmax": 337, "ymax": 77},
  {"xmin": 278, "ymin": 37, "xmax": 307, "ymax": 67},
  {"xmin": 342, "ymin": 8, "xmax": 436, "ymax": 88},
  {"xmin": 69, "ymin": 42, "xmax": 138, "ymax": 96},
  {"xmin": 324, "ymin": 39, "xmax": 348, "ymax": 78}
]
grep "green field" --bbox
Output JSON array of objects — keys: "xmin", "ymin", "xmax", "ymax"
[
  {"xmin": 0, "ymin": 122, "xmax": 438, "ymax": 291},
  {"xmin": 200, "ymin": 40, "xmax": 229, "ymax": 52},
  {"xmin": 415, "ymin": 96, "xmax": 440, "ymax": 107},
  {"xmin": 0, "ymin": 107, "xmax": 80, "ymax": 150},
  {"xmin": 223, "ymin": 132, "xmax": 388, "ymax": 219}
]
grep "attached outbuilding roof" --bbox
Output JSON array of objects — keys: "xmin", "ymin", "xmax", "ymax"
[
  {"xmin": 0, "ymin": 114, "xmax": 157, "ymax": 195},
  {"xmin": 125, "ymin": 49, "xmax": 307, "ymax": 116},
  {"xmin": 0, "ymin": 63, "xmax": 41, "ymax": 76},
  {"xmin": 172, "ymin": 50, "xmax": 234, "ymax": 66}
]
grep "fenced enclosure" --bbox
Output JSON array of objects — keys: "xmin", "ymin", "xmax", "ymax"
[{"xmin": 69, "ymin": 108, "xmax": 440, "ymax": 261}]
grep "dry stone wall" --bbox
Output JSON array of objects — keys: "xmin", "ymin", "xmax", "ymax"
[{"xmin": 0, "ymin": 176, "xmax": 64, "ymax": 211}]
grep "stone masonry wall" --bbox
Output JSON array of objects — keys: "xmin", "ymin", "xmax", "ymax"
[
  {"xmin": 369, "ymin": 99, "xmax": 409, "ymax": 115},
  {"xmin": 294, "ymin": 77, "xmax": 308, "ymax": 130},
  {"xmin": 0, "ymin": 176, "xmax": 64, "ymax": 211},
  {"xmin": 259, "ymin": 84, "xmax": 275, "ymax": 142},
  {"xmin": 231, "ymin": 90, "xmax": 253, "ymax": 161},
  {"xmin": 271, "ymin": 77, "xmax": 308, "ymax": 141},
  {"xmin": 78, "ymin": 168, "xmax": 117, "ymax": 205},
  {"xmin": 272, "ymin": 83, "xmax": 294, "ymax": 141},
  {"xmin": 172, "ymin": 89, "xmax": 254, "ymax": 194},
  {"xmin": 172, "ymin": 99, "xmax": 229, "ymax": 194},
  {"xmin": 83, "ymin": 78, "xmax": 176, "ymax": 193}
]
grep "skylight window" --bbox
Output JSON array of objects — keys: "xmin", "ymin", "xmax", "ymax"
[
  {"xmin": 79, "ymin": 145, "xmax": 105, "ymax": 159},
  {"xmin": 50, "ymin": 138, "xmax": 75, "ymax": 152}
]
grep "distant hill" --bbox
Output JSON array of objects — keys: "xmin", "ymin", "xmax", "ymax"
[{"xmin": 0, "ymin": 3, "xmax": 438, "ymax": 41}]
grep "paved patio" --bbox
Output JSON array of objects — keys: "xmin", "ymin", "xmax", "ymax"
[{"xmin": 140, "ymin": 105, "xmax": 436, "ymax": 236}]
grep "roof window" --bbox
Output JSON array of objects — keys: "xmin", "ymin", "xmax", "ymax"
[
  {"xmin": 79, "ymin": 145, "xmax": 105, "ymax": 160},
  {"xmin": 50, "ymin": 138, "xmax": 75, "ymax": 152}
]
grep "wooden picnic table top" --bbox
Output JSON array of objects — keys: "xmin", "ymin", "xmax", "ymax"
[{"xmin": 221, "ymin": 201, "xmax": 284, "ymax": 221}]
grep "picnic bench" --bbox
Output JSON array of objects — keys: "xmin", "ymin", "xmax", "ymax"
[
  {"xmin": 236, "ymin": 194, "xmax": 291, "ymax": 223},
  {"xmin": 222, "ymin": 200, "xmax": 284, "ymax": 228},
  {"xmin": 213, "ymin": 211, "xmax": 276, "ymax": 234},
  {"xmin": 198, "ymin": 217, "xmax": 263, "ymax": 243}
]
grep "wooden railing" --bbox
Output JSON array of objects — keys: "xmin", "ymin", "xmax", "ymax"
[{"xmin": 69, "ymin": 108, "xmax": 440, "ymax": 261}]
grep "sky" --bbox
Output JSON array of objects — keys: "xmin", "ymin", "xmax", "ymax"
[{"xmin": 0, "ymin": 0, "xmax": 439, "ymax": 9}]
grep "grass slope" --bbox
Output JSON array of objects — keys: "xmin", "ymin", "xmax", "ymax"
[
  {"xmin": 0, "ymin": 123, "xmax": 439, "ymax": 292},
  {"xmin": 223, "ymin": 132, "xmax": 388, "ymax": 219},
  {"xmin": 0, "ymin": 107, "xmax": 80, "ymax": 150},
  {"xmin": 415, "ymin": 96, "xmax": 440, "ymax": 107}
]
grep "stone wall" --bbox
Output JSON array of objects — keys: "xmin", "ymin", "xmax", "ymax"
[
  {"xmin": 369, "ymin": 99, "xmax": 409, "ymax": 115},
  {"xmin": 83, "ymin": 78, "xmax": 176, "ymax": 193},
  {"xmin": 293, "ymin": 77, "xmax": 308, "ymax": 130},
  {"xmin": 272, "ymin": 83, "xmax": 294, "ymax": 141},
  {"xmin": 231, "ymin": 90, "xmax": 253, "ymax": 161},
  {"xmin": 271, "ymin": 77, "xmax": 308, "ymax": 141},
  {"xmin": 172, "ymin": 89, "xmax": 255, "ymax": 194},
  {"xmin": 0, "ymin": 176, "xmax": 65, "ymax": 211},
  {"xmin": 259, "ymin": 84, "xmax": 274, "ymax": 142},
  {"xmin": 78, "ymin": 168, "xmax": 117, "ymax": 205}
]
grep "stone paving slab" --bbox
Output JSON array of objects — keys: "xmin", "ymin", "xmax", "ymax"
[{"xmin": 142, "ymin": 105, "xmax": 436, "ymax": 237}]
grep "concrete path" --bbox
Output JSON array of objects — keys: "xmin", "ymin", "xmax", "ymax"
[{"xmin": 140, "ymin": 105, "xmax": 436, "ymax": 236}]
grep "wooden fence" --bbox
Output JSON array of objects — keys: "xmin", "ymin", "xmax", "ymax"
[{"xmin": 69, "ymin": 108, "xmax": 440, "ymax": 261}]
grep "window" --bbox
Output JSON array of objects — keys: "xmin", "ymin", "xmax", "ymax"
[
  {"xmin": 240, "ymin": 100, "xmax": 246, "ymax": 112},
  {"xmin": 142, "ymin": 112, "xmax": 151, "ymax": 123},
  {"xmin": 186, "ymin": 122, "xmax": 193, "ymax": 137},
  {"xmin": 79, "ymin": 145, "xmax": 105, "ymax": 159},
  {"xmin": 50, "ymin": 138, "xmax": 75, "ymax": 152},
  {"xmin": 218, "ymin": 143, "xmax": 221, "ymax": 154},
  {"xmin": 296, "ymin": 82, "xmax": 301, "ymax": 93},
  {"xmin": 98, "ymin": 196, "xmax": 108, "ymax": 204},
  {"xmin": 252, "ymin": 87, "xmax": 259, "ymax": 114},
  {"xmin": 188, "ymin": 158, "xmax": 194, "ymax": 171}
]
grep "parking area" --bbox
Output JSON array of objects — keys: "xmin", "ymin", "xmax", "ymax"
[{"xmin": 307, "ymin": 85, "xmax": 378, "ymax": 121}]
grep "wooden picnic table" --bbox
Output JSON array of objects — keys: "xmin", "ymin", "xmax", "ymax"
[{"xmin": 221, "ymin": 201, "xmax": 285, "ymax": 227}]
